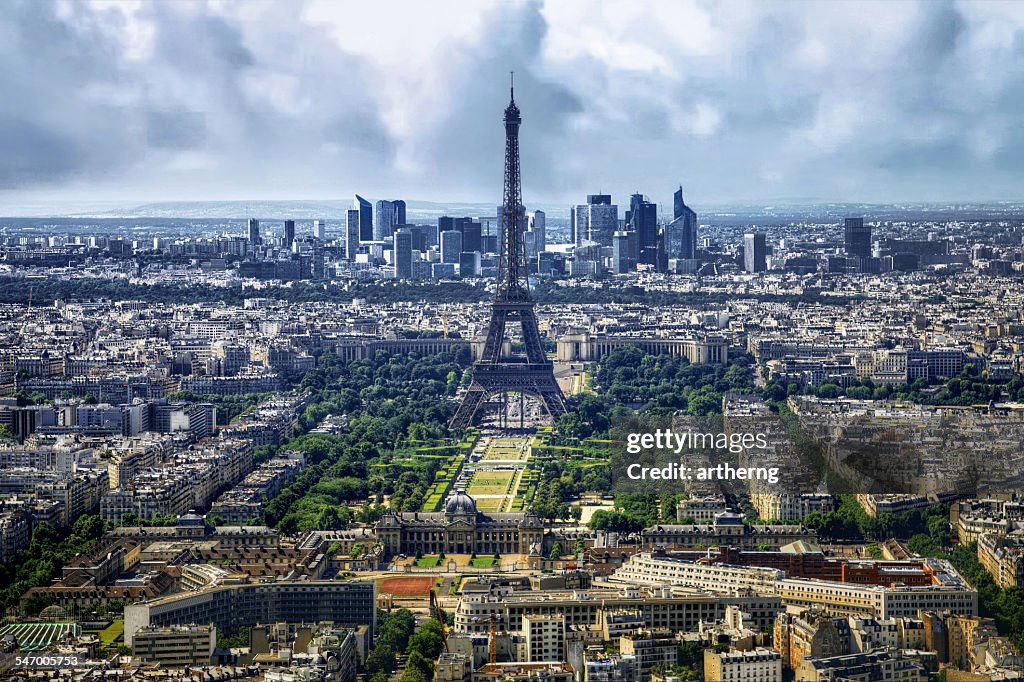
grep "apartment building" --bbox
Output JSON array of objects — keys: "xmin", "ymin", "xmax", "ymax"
[
  {"xmin": 521, "ymin": 614, "xmax": 565, "ymax": 662},
  {"xmin": 0, "ymin": 511, "xmax": 31, "ymax": 562},
  {"xmin": 795, "ymin": 650, "xmax": 926, "ymax": 682},
  {"xmin": 751, "ymin": 493, "xmax": 834, "ymax": 523},
  {"xmin": 618, "ymin": 629, "xmax": 677, "ymax": 682},
  {"xmin": 954, "ymin": 498, "xmax": 1024, "ymax": 544},
  {"xmin": 978, "ymin": 532, "xmax": 1024, "ymax": 589},
  {"xmin": 704, "ymin": 648, "xmax": 782, "ymax": 682},
  {"xmin": 132, "ymin": 624, "xmax": 216, "ymax": 666},
  {"xmin": 777, "ymin": 575, "xmax": 978, "ymax": 620},
  {"xmin": 774, "ymin": 611, "xmax": 852, "ymax": 671}
]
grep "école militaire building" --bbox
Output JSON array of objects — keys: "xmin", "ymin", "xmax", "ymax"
[{"xmin": 374, "ymin": 491, "xmax": 545, "ymax": 556}]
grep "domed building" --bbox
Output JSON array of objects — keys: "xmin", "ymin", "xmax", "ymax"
[
  {"xmin": 445, "ymin": 491, "xmax": 477, "ymax": 516},
  {"xmin": 375, "ymin": 490, "xmax": 544, "ymax": 556}
]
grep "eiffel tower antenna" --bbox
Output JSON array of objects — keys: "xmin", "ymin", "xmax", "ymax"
[{"xmin": 450, "ymin": 76, "xmax": 566, "ymax": 429}]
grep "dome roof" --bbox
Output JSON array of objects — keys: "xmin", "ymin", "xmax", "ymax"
[{"xmin": 445, "ymin": 491, "xmax": 477, "ymax": 515}]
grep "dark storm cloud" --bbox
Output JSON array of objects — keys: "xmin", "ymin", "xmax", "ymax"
[
  {"xmin": 0, "ymin": 120, "xmax": 81, "ymax": 184},
  {"xmin": 913, "ymin": 2, "xmax": 966, "ymax": 63},
  {"xmin": 0, "ymin": 1, "xmax": 136, "ymax": 188},
  {"xmin": 412, "ymin": 1, "xmax": 584, "ymax": 197}
]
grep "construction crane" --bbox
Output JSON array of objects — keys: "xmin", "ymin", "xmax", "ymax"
[
  {"xmin": 488, "ymin": 615, "xmax": 498, "ymax": 664},
  {"xmin": 431, "ymin": 590, "xmax": 449, "ymax": 653},
  {"xmin": 441, "ymin": 310, "xmax": 450, "ymax": 339}
]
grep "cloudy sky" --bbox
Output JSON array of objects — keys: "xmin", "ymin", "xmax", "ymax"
[{"xmin": 2, "ymin": 0, "xmax": 1024, "ymax": 212}]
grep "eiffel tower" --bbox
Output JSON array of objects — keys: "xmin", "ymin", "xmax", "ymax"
[{"xmin": 450, "ymin": 75, "xmax": 567, "ymax": 429}]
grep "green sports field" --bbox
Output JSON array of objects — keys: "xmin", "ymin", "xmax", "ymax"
[{"xmin": 466, "ymin": 469, "xmax": 516, "ymax": 495}]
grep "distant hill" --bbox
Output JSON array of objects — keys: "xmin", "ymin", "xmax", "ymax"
[
  {"xmin": 70, "ymin": 199, "xmax": 567, "ymax": 220},
  {"xmin": 25, "ymin": 198, "xmax": 1024, "ymax": 223}
]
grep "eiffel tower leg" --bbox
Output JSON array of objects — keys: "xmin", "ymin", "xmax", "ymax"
[
  {"xmin": 518, "ymin": 308, "xmax": 548, "ymax": 364},
  {"xmin": 536, "ymin": 384, "xmax": 567, "ymax": 423},
  {"xmin": 450, "ymin": 385, "xmax": 487, "ymax": 429}
]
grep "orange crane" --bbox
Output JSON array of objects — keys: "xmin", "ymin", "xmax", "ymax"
[
  {"xmin": 431, "ymin": 590, "xmax": 450, "ymax": 653},
  {"xmin": 489, "ymin": 614, "xmax": 497, "ymax": 665}
]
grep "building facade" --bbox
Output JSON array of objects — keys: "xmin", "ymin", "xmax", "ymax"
[
  {"xmin": 705, "ymin": 648, "xmax": 783, "ymax": 682},
  {"xmin": 375, "ymin": 492, "xmax": 545, "ymax": 557}
]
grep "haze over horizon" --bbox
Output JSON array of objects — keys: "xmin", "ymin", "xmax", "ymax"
[{"xmin": 3, "ymin": 0, "xmax": 1024, "ymax": 214}]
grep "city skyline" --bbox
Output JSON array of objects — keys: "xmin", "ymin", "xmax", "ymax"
[{"xmin": 3, "ymin": 0, "xmax": 1024, "ymax": 215}]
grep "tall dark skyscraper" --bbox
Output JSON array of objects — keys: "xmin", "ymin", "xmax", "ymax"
[
  {"xmin": 440, "ymin": 230, "xmax": 462, "ymax": 263},
  {"xmin": 345, "ymin": 209, "xmax": 360, "ymax": 259},
  {"xmin": 462, "ymin": 222, "xmax": 482, "ymax": 253},
  {"xmin": 526, "ymin": 210, "xmax": 545, "ymax": 260},
  {"xmin": 450, "ymin": 76, "xmax": 565, "ymax": 429},
  {"xmin": 744, "ymin": 232, "xmax": 767, "ymax": 273},
  {"xmin": 393, "ymin": 228, "xmax": 413, "ymax": 279},
  {"xmin": 247, "ymin": 218, "xmax": 261, "ymax": 245},
  {"xmin": 354, "ymin": 195, "xmax": 373, "ymax": 242},
  {"xmin": 283, "ymin": 220, "xmax": 295, "ymax": 249},
  {"xmin": 673, "ymin": 187, "xmax": 686, "ymax": 219},
  {"xmin": 666, "ymin": 185, "xmax": 697, "ymax": 260},
  {"xmin": 627, "ymin": 193, "xmax": 658, "ymax": 266},
  {"xmin": 374, "ymin": 200, "xmax": 393, "ymax": 240},
  {"xmin": 844, "ymin": 217, "xmax": 871, "ymax": 259},
  {"xmin": 572, "ymin": 194, "xmax": 617, "ymax": 247},
  {"xmin": 612, "ymin": 231, "xmax": 635, "ymax": 274},
  {"xmin": 374, "ymin": 199, "xmax": 406, "ymax": 240},
  {"xmin": 393, "ymin": 199, "xmax": 407, "ymax": 226}
]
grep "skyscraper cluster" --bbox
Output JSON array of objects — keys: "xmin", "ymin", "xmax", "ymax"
[
  {"xmin": 567, "ymin": 185, "xmax": 701, "ymax": 276},
  {"xmin": 280, "ymin": 178, "xmax": 700, "ymax": 281},
  {"xmin": 241, "ymin": 216, "xmax": 329, "ymax": 280}
]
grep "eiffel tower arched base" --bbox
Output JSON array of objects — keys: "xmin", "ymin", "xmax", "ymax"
[{"xmin": 450, "ymin": 364, "xmax": 566, "ymax": 429}]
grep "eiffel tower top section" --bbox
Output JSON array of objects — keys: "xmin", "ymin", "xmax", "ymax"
[{"xmin": 498, "ymin": 72, "xmax": 529, "ymax": 303}]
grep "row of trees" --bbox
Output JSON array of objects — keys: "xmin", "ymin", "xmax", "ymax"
[
  {"xmin": 365, "ymin": 610, "xmax": 445, "ymax": 682},
  {"xmin": 0, "ymin": 514, "xmax": 107, "ymax": 611},
  {"xmin": 0, "ymin": 275, "xmax": 866, "ymax": 309},
  {"xmin": 556, "ymin": 347, "xmax": 759, "ymax": 442},
  {"xmin": 263, "ymin": 348, "xmax": 472, "ymax": 533},
  {"xmin": 588, "ymin": 492, "xmax": 683, "ymax": 533},
  {"xmin": 0, "ymin": 276, "xmax": 491, "ymax": 307},
  {"xmin": 529, "ymin": 457, "xmax": 612, "ymax": 522},
  {"xmin": 761, "ymin": 365, "xmax": 1024, "ymax": 407},
  {"xmin": 801, "ymin": 495, "xmax": 950, "ymax": 542},
  {"xmin": 589, "ymin": 347, "xmax": 757, "ymax": 414},
  {"xmin": 528, "ymin": 279, "xmax": 861, "ymax": 307}
]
